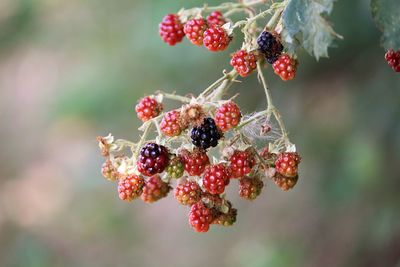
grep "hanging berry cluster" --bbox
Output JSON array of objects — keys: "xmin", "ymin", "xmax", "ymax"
[{"xmin": 98, "ymin": 0, "xmax": 304, "ymax": 233}]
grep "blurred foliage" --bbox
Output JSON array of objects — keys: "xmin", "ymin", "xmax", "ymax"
[
  {"xmin": 0, "ymin": 0, "xmax": 399, "ymax": 267},
  {"xmin": 371, "ymin": 0, "xmax": 400, "ymax": 49},
  {"xmin": 282, "ymin": 0, "xmax": 339, "ymax": 59}
]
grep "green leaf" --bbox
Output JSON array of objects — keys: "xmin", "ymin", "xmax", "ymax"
[
  {"xmin": 371, "ymin": 0, "xmax": 400, "ymax": 50},
  {"xmin": 281, "ymin": 0, "xmax": 341, "ymax": 60}
]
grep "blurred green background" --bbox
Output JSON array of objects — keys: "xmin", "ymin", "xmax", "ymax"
[{"xmin": 0, "ymin": 0, "xmax": 399, "ymax": 266}]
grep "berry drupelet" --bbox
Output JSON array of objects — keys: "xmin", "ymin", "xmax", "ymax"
[
  {"xmin": 137, "ymin": 143, "xmax": 170, "ymax": 176},
  {"xmin": 191, "ymin": 118, "xmax": 222, "ymax": 150}
]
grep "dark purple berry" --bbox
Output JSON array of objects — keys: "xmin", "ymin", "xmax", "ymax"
[
  {"xmin": 257, "ymin": 31, "xmax": 283, "ymax": 64},
  {"xmin": 137, "ymin": 143, "xmax": 169, "ymax": 176}
]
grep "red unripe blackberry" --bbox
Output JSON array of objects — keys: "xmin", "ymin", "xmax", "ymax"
[
  {"xmin": 174, "ymin": 180, "xmax": 202, "ymax": 206},
  {"xmin": 137, "ymin": 143, "xmax": 169, "ymax": 176},
  {"xmin": 385, "ymin": 49, "xmax": 399, "ymax": 66},
  {"xmin": 141, "ymin": 175, "xmax": 171, "ymax": 203},
  {"xmin": 203, "ymin": 26, "xmax": 231, "ymax": 52},
  {"xmin": 230, "ymin": 50, "xmax": 258, "ymax": 77},
  {"xmin": 181, "ymin": 148, "xmax": 210, "ymax": 176},
  {"xmin": 229, "ymin": 149, "xmax": 256, "ymax": 178},
  {"xmin": 206, "ymin": 11, "xmax": 226, "ymax": 26},
  {"xmin": 118, "ymin": 174, "xmax": 145, "ymax": 201},
  {"xmin": 273, "ymin": 173, "xmax": 298, "ymax": 191},
  {"xmin": 184, "ymin": 18, "xmax": 208, "ymax": 46},
  {"xmin": 135, "ymin": 96, "xmax": 163, "ymax": 122},
  {"xmin": 215, "ymin": 101, "xmax": 242, "ymax": 132},
  {"xmin": 239, "ymin": 176, "xmax": 263, "ymax": 200},
  {"xmin": 165, "ymin": 155, "xmax": 185, "ymax": 179},
  {"xmin": 189, "ymin": 201, "xmax": 215, "ymax": 232},
  {"xmin": 272, "ymin": 54, "xmax": 297, "ymax": 81},
  {"xmin": 385, "ymin": 49, "xmax": 400, "ymax": 72},
  {"xmin": 101, "ymin": 159, "xmax": 119, "ymax": 181},
  {"xmin": 203, "ymin": 163, "xmax": 231, "ymax": 195},
  {"xmin": 159, "ymin": 14, "xmax": 185, "ymax": 46},
  {"xmin": 160, "ymin": 110, "xmax": 183, "ymax": 137},
  {"xmin": 275, "ymin": 152, "xmax": 301, "ymax": 178}
]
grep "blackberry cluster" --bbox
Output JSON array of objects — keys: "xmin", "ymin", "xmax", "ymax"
[
  {"xmin": 137, "ymin": 143, "xmax": 169, "ymax": 176},
  {"xmin": 257, "ymin": 31, "xmax": 283, "ymax": 64},
  {"xmin": 191, "ymin": 118, "xmax": 222, "ymax": 150},
  {"xmin": 99, "ymin": 7, "xmax": 306, "ymax": 233}
]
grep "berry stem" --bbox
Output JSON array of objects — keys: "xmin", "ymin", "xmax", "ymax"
[
  {"xmin": 235, "ymin": 110, "xmax": 269, "ymax": 129},
  {"xmin": 178, "ymin": 0, "xmax": 268, "ymax": 21},
  {"xmin": 223, "ymin": 8, "xmax": 245, "ymax": 17},
  {"xmin": 256, "ymin": 62, "xmax": 291, "ymax": 145},
  {"xmin": 272, "ymin": 109, "xmax": 290, "ymax": 145},
  {"xmin": 134, "ymin": 115, "xmax": 163, "ymax": 158},
  {"xmin": 236, "ymin": 7, "xmax": 272, "ymax": 29},
  {"xmin": 209, "ymin": 72, "xmax": 239, "ymax": 101},
  {"xmin": 134, "ymin": 124, "xmax": 151, "ymax": 158},
  {"xmin": 198, "ymin": 69, "xmax": 237, "ymax": 99},
  {"xmin": 256, "ymin": 62, "xmax": 273, "ymax": 111},
  {"xmin": 265, "ymin": 5, "xmax": 283, "ymax": 29},
  {"xmin": 161, "ymin": 93, "xmax": 191, "ymax": 103},
  {"xmin": 115, "ymin": 139, "xmax": 137, "ymax": 150},
  {"xmin": 202, "ymin": 0, "xmax": 267, "ymax": 13},
  {"xmin": 240, "ymin": 133, "xmax": 267, "ymax": 166}
]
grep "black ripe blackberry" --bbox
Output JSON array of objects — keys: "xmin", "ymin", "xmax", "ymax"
[
  {"xmin": 257, "ymin": 31, "xmax": 283, "ymax": 64},
  {"xmin": 137, "ymin": 143, "xmax": 169, "ymax": 176},
  {"xmin": 191, "ymin": 118, "xmax": 222, "ymax": 150}
]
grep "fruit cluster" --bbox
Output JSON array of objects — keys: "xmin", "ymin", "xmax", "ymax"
[
  {"xmin": 98, "ymin": 1, "xmax": 304, "ymax": 233},
  {"xmin": 159, "ymin": 10, "xmax": 298, "ymax": 81},
  {"xmin": 98, "ymin": 95, "xmax": 301, "ymax": 232},
  {"xmin": 385, "ymin": 49, "xmax": 400, "ymax": 72}
]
